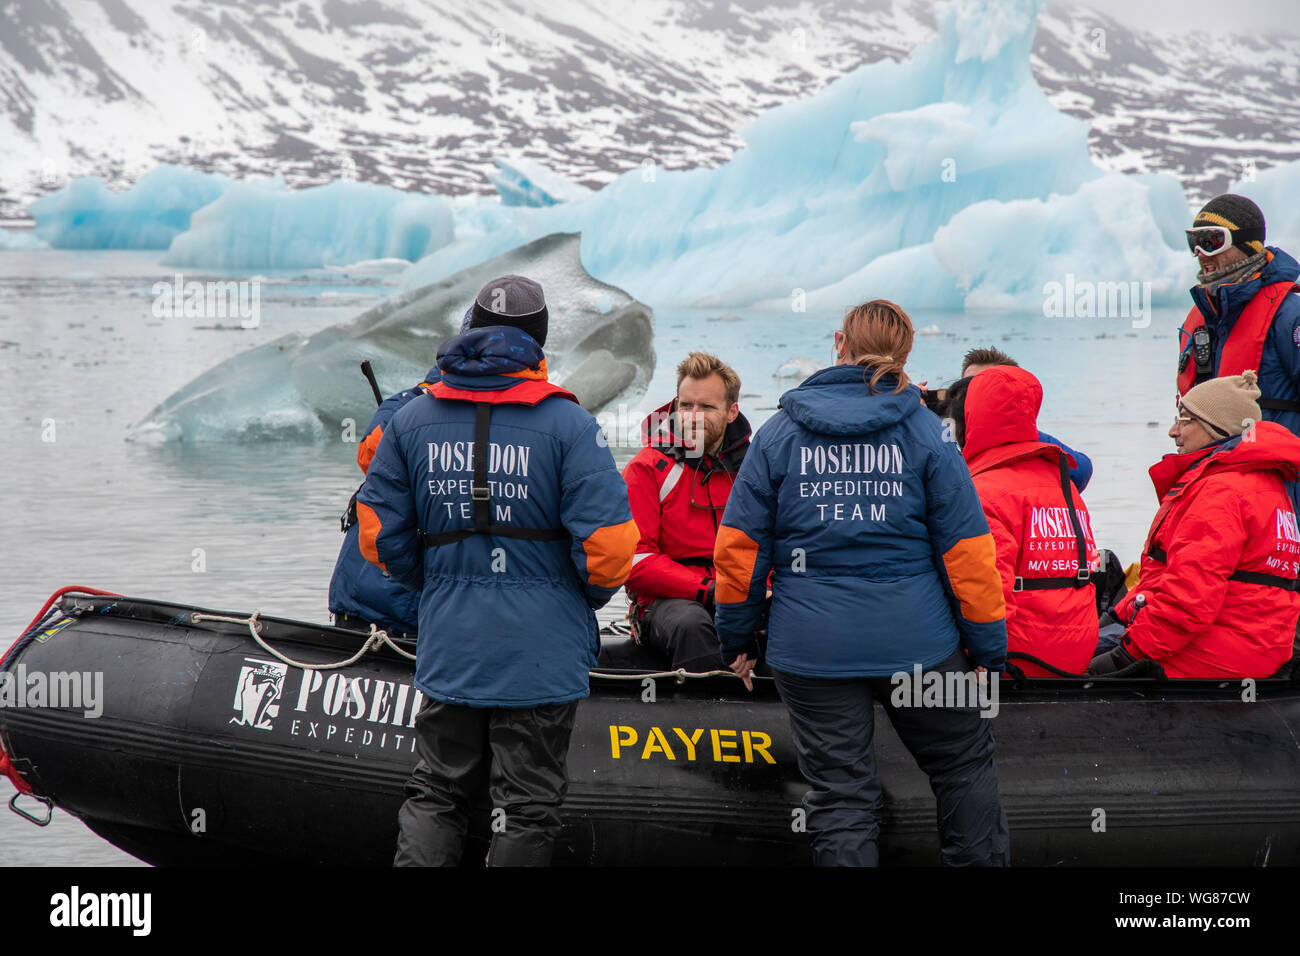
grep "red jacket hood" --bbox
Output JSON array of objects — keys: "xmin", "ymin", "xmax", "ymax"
[
  {"xmin": 1147, "ymin": 420, "xmax": 1300, "ymax": 499},
  {"xmin": 962, "ymin": 366, "xmax": 1071, "ymax": 474}
]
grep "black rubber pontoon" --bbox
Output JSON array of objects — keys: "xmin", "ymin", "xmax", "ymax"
[{"xmin": 1, "ymin": 592, "xmax": 1298, "ymax": 865}]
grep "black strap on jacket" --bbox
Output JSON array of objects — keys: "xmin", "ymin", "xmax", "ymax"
[
  {"xmin": 1146, "ymin": 545, "xmax": 1298, "ymax": 591},
  {"xmin": 1259, "ymin": 397, "xmax": 1300, "ymax": 414},
  {"xmin": 340, "ymin": 482, "xmax": 362, "ymax": 532},
  {"xmin": 1012, "ymin": 456, "xmax": 1094, "ymax": 593},
  {"xmin": 419, "ymin": 402, "xmax": 568, "ymax": 547}
]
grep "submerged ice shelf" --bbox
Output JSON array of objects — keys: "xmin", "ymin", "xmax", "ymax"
[{"xmin": 128, "ymin": 234, "xmax": 654, "ymax": 442}]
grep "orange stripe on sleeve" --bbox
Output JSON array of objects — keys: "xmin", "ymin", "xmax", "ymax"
[
  {"xmin": 583, "ymin": 518, "xmax": 639, "ymax": 588},
  {"xmin": 356, "ymin": 501, "xmax": 388, "ymax": 574},
  {"xmin": 356, "ymin": 425, "xmax": 384, "ymax": 474},
  {"xmin": 941, "ymin": 533, "xmax": 1005, "ymax": 624},
  {"xmin": 714, "ymin": 526, "xmax": 760, "ymax": 604}
]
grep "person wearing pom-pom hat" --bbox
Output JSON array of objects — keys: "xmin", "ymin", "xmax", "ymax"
[{"xmin": 1091, "ymin": 371, "xmax": 1300, "ymax": 679}]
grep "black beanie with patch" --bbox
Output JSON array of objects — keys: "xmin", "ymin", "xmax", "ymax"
[
  {"xmin": 468, "ymin": 274, "xmax": 549, "ymax": 347},
  {"xmin": 1194, "ymin": 194, "xmax": 1267, "ymax": 255}
]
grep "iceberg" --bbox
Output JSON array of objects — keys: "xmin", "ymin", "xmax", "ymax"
[
  {"xmin": 29, "ymin": 165, "xmax": 229, "ymax": 249},
  {"xmin": 401, "ymin": 0, "xmax": 1189, "ymax": 314},
  {"xmin": 128, "ymin": 233, "xmax": 654, "ymax": 442},
  {"xmin": 489, "ymin": 157, "xmax": 593, "ymax": 207},
  {"xmin": 1237, "ymin": 158, "xmax": 1300, "ymax": 258},
  {"xmin": 930, "ymin": 174, "xmax": 1191, "ymax": 313},
  {"xmin": 163, "ymin": 178, "xmax": 456, "ymax": 270},
  {"xmin": 0, "ymin": 228, "xmax": 45, "ymax": 250}
]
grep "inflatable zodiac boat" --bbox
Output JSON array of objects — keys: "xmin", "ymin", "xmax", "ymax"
[{"xmin": 2, "ymin": 588, "xmax": 1298, "ymax": 866}]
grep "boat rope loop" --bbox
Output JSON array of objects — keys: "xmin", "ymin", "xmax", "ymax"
[
  {"xmin": 590, "ymin": 668, "xmax": 740, "ymax": 684},
  {"xmin": 189, "ymin": 611, "xmax": 739, "ymax": 682},
  {"xmin": 190, "ymin": 612, "xmax": 416, "ymax": 669}
]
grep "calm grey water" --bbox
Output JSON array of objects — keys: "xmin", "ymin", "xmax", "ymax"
[{"xmin": 0, "ymin": 248, "xmax": 1180, "ymax": 864}]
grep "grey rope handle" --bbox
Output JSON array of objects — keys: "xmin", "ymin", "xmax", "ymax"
[
  {"xmin": 189, "ymin": 612, "xmax": 742, "ymax": 682},
  {"xmin": 190, "ymin": 612, "xmax": 416, "ymax": 668}
]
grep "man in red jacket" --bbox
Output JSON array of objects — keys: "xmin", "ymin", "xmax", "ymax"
[
  {"xmin": 950, "ymin": 366, "xmax": 1100, "ymax": 676},
  {"xmin": 1090, "ymin": 371, "xmax": 1300, "ymax": 679},
  {"xmin": 622, "ymin": 353, "xmax": 752, "ymax": 672}
]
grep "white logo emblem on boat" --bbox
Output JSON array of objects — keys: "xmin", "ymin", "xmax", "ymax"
[{"xmin": 230, "ymin": 658, "xmax": 288, "ymax": 731}]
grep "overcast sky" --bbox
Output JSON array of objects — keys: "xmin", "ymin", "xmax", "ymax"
[{"xmin": 1069, "ymin": 0, "xmax": 1298, "ymax": 36}]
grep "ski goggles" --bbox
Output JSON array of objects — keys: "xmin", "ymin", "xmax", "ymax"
[{"xmin": 1185, "ymin": 226, "xmax": 1233, "ymax": 257}]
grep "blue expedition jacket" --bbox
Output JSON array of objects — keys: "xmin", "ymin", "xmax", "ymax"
[
  {"xmin": 713, "ymin": 365, "xmax": 1008, "ymax": 676},
  {"xmin": 328, "ymin": 370, "xmax": 439, "ymax": 635},
  {"xmin": 356, "ymin": 327, "xmax": 639, "ymax": 707}
]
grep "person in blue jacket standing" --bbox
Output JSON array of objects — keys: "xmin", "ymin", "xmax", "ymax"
[
  {"xmin": 714, "ymin": 299, "xmax": 1010, "ymax": 867},
  {"xmin": 357, "ymin": 275, "xmax": 639, "ymax": 866},
  {"xmin": 329, "ymin": 306, "xmax": 477, "ymax": 637},
  {"xmin": 328, "ymin": 369, "xmax": 440, "ymax": 640}
]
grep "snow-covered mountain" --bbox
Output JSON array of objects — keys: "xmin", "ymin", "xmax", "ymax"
[{"xmin": 3, "ymin": 0, "xmax": 1297, "ymax": 220}]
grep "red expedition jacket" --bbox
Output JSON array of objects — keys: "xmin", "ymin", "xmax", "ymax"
[
  {"xmin": 622, "ymin": 398, "xmax": 751, "ymax": 617},
  {"xmin": 1112, "ymin": 421, "xmax": 1300, "ymax": 678},
  {"xmin": 963, "ymin": 367, "xmax": 1099, "ymax": 676}
]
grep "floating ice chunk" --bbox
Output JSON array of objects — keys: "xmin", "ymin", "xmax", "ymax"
[
  {"xmin": 0, "ymin": 228, "xmax": 45, "ymax": 250},
  {"xmin": 321, "ymin": 258, "xmax": 413, "ymax": 278},
  {"xmin": 128, "ymin": 234, "xmax": 654, "ymax": 442},
  {"xmin": 163, "ymin": 179, "xmax": 455, "ymax": 270},
  {"xmin": 489, "ymin": 157, "xmax": 593, "ymax": 207},
  {"xmin": 30, "ymin": 165, "xmax": 229, "ymax": 249},
  {"xmin": 918, "ymin": 324, "xmax": 942, "ymax": 336},
  {"xmin": 775, "ymin": 357, "xmax": 820, "ymax": 381}
]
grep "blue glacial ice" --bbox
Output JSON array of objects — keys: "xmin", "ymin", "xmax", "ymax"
[
  {"xmin": 25, "ymin": 0, "xmax": 1204, "ymax": 312},
  {"xmin": 128, "ymin": 233, "xmax": 654, "ymax": 442},
  {"xmin": 1237, "ymin": 158, "xmax": 1300, "ymax": 258},
  {"xmin": 30, "ymin": 165, "xmax": 229, "ymax": 249},
  {"xmin": 0, "ymin": 229, "xmax": 45, "ymax": 250},
  {"xmin": 400, "ymin": 0, "xmax": 1194, "ymax": 312},
  {"xmin": 163, "ymin": 178, "xmax": 455, "ymax": 270},
  {"xmin": 489, "ymin": 157, "xmax": 593, "ymax": 207}
]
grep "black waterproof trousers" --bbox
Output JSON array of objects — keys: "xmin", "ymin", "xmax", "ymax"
[
  {"xmin": 772, "ymin": 648, "xmax": 1009, "ymax": 867},
  {"xmin": 640, "ymin": 598, "xmax": 724, "ymax": 672},
  {"xmin": 393, "ymin": 697, "xmax": 578, "ymax": 867}
]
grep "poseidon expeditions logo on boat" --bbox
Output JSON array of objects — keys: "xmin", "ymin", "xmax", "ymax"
[{"xmin": 229, "ymin": 658, "xmax": 287, "ymax": 730}]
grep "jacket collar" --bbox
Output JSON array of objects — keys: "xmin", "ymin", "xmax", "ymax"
[
  {"xmin": 1144, "ymin": 424, "xmax": 1300, "ymax": 501},
  {"xmin": 1190, "ymin": 246, "xmax": 1300, "ymax": 323}
]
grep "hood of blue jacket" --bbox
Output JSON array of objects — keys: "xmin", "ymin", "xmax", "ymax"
[
  {"xmin": 436, "ymin": 326, "xmax": 543, "ymax": 378},
  {"xmin": 778, "ymin": 365, "xmax": 923, "ymax": 436},
  {"xmin": 1192, "ymin": 245, "xmax": 1300, "ymax": 321}
]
